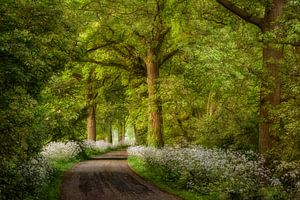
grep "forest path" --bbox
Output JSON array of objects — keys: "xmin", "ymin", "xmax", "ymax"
[{"xmin": 60, "ymin": 150, "xmax": 180, "ymax": 200}]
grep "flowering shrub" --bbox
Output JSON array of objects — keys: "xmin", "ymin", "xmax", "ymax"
[
  {"xmin": 128, "ymin": 146, "xmax": 289, "ymax": 198},
  {"xmin": 18, "ymin": 155, "xmax": 53, "ymax": 194},
  {"xmin": 273, "ymin": 160, "xmax": 300, "ymax": 194},
  {"xmin": 41, "ymin": 141, "xmax": 81, "ymax": 160},
  {"xmin": 41, "ymin": 140, "xmax": 114, "ymax": 161},
  {"xmin": 83, "ymin": 140, "xmax": 112, "ymax": 151},
  {"xmin": 1, "ymin": 140, "xmax": 114, "ymax": 199}
]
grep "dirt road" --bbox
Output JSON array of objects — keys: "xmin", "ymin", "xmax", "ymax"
[{"xmin": 60, "ymin": 150, "xmax": 180, "ymax": 200}]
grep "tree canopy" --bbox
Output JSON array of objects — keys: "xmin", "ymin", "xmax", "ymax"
[{"xmin": 0, "ymin": 0, "xmax": 299, "ymax": 198}]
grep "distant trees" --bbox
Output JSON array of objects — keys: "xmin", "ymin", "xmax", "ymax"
[
  {"xmin": 77, "ymin": 0, "xmax": 299, "ymax": 155},
  {"xmin": 81, "ymin": 0, "xmax": 198, "ymax": 147}
]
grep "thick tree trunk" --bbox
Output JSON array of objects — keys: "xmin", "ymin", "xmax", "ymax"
[
  {"xmin": 145, "ymin": 49, "xmax": 164, "ymax": 147},
  {"xmin": 216, "ymin": 0, "xmax": 286, "ymax": 155},
  {"xmin": 259, "ymin": 0, "xmax": 284, "ymax": 154},
  {"xmin": 87, "ymin": 105, "xmax": 96, "ymax": 141}
]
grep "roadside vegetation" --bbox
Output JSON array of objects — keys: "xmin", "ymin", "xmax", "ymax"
[
  {"xmin": 15, "ymin": 141, "xmax": 119, "ymax": 199},
  {"xmin": 128, "ymin": 146, "xmax": 300, "ymax": 200},
  {"xmin": 1, "ymin": 0, "xmax": 299, "ymax": 199}
]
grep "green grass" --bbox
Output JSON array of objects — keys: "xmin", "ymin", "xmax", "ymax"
[
  {"xmin": 42, "ymin": 158, "xmax": 80, "ymax": 200},
  {"xmin": 127, "ymin": 156, "xmax": 221, "ymax": 200}
]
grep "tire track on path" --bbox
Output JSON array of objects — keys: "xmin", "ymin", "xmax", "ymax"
[{"xmin": 60, "ymin": 150, "xmax": 180, "ymax": 200}]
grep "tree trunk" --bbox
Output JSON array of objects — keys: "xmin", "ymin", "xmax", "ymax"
[
  {"xmin": 145, "ymin": 49, "xmax": 164, "ymax": 147},
  {"xmin": 122, "ymin": 123, "xmax": 125, "ymax": 144},
  {"xmin": 133, "ymin": 124, "xmax": 138, "ymax": 145},
  {"xmin": 85, "ymin": 67, "xmax": 97, "ymax": 141},
  {"xmin": 207, "ymin": 91, "xmax": 216, "ymax": 116},
  {"xmin": 118, "ymin": 123, "xmax": 122, "ymax": 145},
  {"xmin": 216, "ymin": 0, "xmax": 286, "ymax": 155},
  {"xmin": 87, "ymin": 105, "xmax": 96, "ymax": 141},
  {"xmin": 259, "ymin": 0, "xmax": 284, "ymax": 154},
  {"xmin": 107, "ymin": 121, "xmax": 113, "ymax": 144},
  {"xmin": 118, "ymin": 121, "xmax": 125, "ymax": 145}
]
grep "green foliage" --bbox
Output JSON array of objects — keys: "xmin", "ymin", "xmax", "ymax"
[
  {"xmin": 37, "ymin": 71, "xmax": 86, "ymax": 141},
  {"xmin": 41, "ymin": 159, "xmax": 79, "ymax": 200},
  {"xmin": 0, "ymin": 0, "xmax": 81, "ymax": 198},
  {"xmin": 1, "ymin": 0, "xmax": 299, "ymax": 198},
  {"xmin": 128, "ymin": 156, "xmax": 218, "ymax": 200}
]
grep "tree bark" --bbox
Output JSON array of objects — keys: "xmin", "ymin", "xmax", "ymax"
[
  {"xmin": 122, "ymin": 122, "xmax": 125, "ymax": 144},
  {"xmin": 107, "ymin": 121, "xmax": 113, "ymax": 144},
  {"xmin": 133, "ymin": 124, "xmax": 138, "ymax": 145},
  {"xmin": 207, "ymin": 92, "xmax": 216, "ymax": 116},
  {"xmin": 216, "ymin": 0, "xmax": 285, "ymax": 155},
  {"xmin": 259, "ymin": 0, "xmax": 284, "ymax": 154},
  {"xmin": 85, "ymin": 67, "xmax": 97, "ymax": 141},
  {"xmin": 87, "ymin": 105, "xmax": 96, "ymax": 141},
  {"xmin": 118, "ymin": 121, "xmax": 125, "ymax": 145},
  {"xmin": 145, "ymin": 49, "xmax": 164, "ymax": 147}
]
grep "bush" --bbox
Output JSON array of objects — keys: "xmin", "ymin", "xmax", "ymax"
[
  {"xmin": 128, "ymin": 146, "xmax": 290, "ymax": 199},
  {"xmin": 0, "ymin": 140, "xmax": 114, "ymax": 199},
  {"xmin": 41, "ymin": 141, "xmax": 81, "ymax": 161},
  {"xmin": 273, "ymin": 160, "xmax": 300, "ymax": 195}
]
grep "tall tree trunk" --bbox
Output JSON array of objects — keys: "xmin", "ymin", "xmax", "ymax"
[
  {"xmin": 118, "ymin": 123, "xmax": 122, "ymax": 145},
  {"xmin": 133, "ymin": 124, "xmax": 138, "ymax": 145},
  {"xmin": 145, "ymin": 49, "xmax": 164, "ymax": 147},
  {"xmin": 122, "ymin": 122, "xmax": 126, "ymax": 144},
  {"xmin": 259, "ymin": 0, "xmax": 284, "ymax": 154},
  {"xmin": 107, "ymin": 121, "xmax": 113, "ymax": 144},
  {"xmin": 207, "ymin": 91, "xmax": 216, "ymax": 116},
  {"xmin": 216, "ymin": 0, "xmax": 285, "ymax": 155},
  {"xmin": 85, "ymin": 67, "xmax": 97, "ymax": 141},
  {"xmin": 87, "ymin": 105, "xmax": 96, "ymax": 141},
  {"xmin": 118, "ymin": 121, "xmax": 125, "ymax": 145}
]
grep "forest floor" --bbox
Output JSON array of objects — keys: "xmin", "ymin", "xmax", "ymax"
[{"xmin": 60, "ymin": 150, "xmax": 180, "ymax": 200}]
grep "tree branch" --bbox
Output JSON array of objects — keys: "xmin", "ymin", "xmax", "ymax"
[
  {"xmin": 80, "ymin": 59, "xmax": 129, "ymax": 70},
  {"xmin": 87, "ymin": 41, "xmax": 116, "ymax": 53},
  {"xmin": 216, "ymin": 0, "xmax": 263, "ymax": 29},
  {"xmin": 133, "ymin": 30, "xmax": 149, "ymax": 45},
  {"xmin": 154, "ymin": 27, "xmax": 171, "ymax": 54},
  {"xmin": 291, "ymin": 42, "xmax": 300, "ymax": 47},
  {"xmin": 160, "ymin": 48, "xmax": 180, "ymax": 66}
]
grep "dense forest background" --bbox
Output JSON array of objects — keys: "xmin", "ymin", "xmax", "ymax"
[{"xmin": 0, "ymin": 0, "xmax": 299, "ymax": 198}]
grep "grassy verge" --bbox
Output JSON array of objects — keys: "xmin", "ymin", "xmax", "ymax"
[
  {"xmin": 42, "ymin": 158, "xmax": 80, "ymax": 200},
  {"xmin": 127, "ymin": 156, "xmax": 221, "ymax": 200},
  {"xmin": 41, "ymin": 146, "xmax": 128, "ymax": 200}
]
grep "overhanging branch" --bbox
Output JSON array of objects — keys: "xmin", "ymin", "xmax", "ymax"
[
  {"xmin": 80, "ymin": 59, "xmax": 129, "ymax": 70},
  {"xmin": 87, "ymin": 41, "xmax": 116, "ymax": 53},
  {"xmin": 216, "ymin": 0, "xmax": 263, "ymax": 29},
  {"xmin": 160, "ymin": 48, "xmax": 180, "ymax": 66}
]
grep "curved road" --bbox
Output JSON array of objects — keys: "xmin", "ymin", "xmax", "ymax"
[{"xmin": 60, "ymin": 150, "xmax": 180, "ymax": 200}]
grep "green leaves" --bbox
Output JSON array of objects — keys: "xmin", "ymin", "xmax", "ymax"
[{"xmin": 0, "ymin": 1, "xmax": 83, "ymax": 197}]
